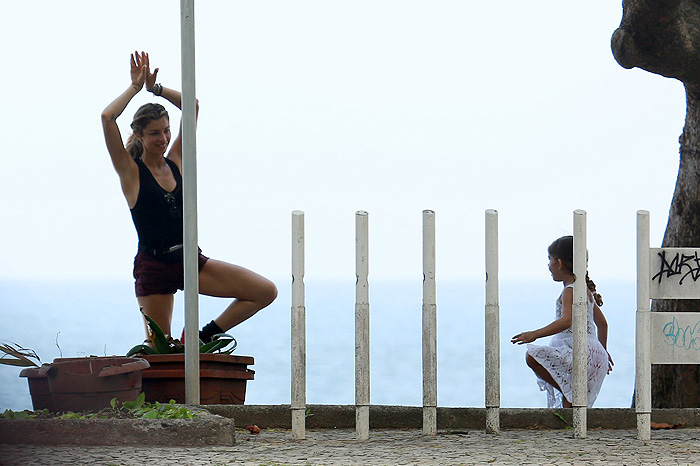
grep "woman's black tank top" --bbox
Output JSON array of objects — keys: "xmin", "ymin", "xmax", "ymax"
[{"xmin": 130, "ymin": 158, "xmax": 183, "ymax": 254}]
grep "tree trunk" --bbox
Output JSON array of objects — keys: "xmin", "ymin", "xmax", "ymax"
[{"xmin": 613, "ymin": 1, "xmax": 700, "ymax": 407}]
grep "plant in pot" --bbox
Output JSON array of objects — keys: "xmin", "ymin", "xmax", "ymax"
[
  {"xmin": 127, "ymin": 315, "xmax": 254, "ymax": 405},
  {"xmin": 1, "ymin": 342, "xmax": 51, "ymax": 411},
  {"xmin": 2, "ymin": 342, "xmax": 150, "ymax": 413},
  {"xmin": 126, "ymin": 313, "xmax": 238, "ymax": 356}
]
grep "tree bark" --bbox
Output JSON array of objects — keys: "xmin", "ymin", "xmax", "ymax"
[{"xmin": 613, "ymin": 0, "xmax": 700, "ymax": 407}]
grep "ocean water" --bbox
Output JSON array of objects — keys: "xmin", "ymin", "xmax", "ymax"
[{"xmin": 0, "ymin": 278, "xmax": 635, "ymax": 411}]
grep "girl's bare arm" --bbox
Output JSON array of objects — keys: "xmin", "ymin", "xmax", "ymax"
[{"xmin": 511, "ymin": 288, "xmax": 573, "ymax": 344}]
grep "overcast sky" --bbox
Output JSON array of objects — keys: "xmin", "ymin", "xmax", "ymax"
[{"xmin": 0, "ymin": 1, "xmax": 686, "ymax": 286}]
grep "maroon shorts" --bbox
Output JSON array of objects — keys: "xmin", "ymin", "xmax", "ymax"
[{"xmin": 133, "ymin": 249, "xmax": 209, "ymax": 297}]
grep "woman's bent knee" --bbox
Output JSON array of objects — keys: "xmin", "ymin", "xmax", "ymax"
[{"xmin": 260, "ymin": 280, "xmax": 278, "ymax": 307}]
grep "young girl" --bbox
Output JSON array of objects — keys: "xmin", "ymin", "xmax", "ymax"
[
  {"xmin": 511, "ymin": 235, "xmax": 613, "ymax": 408},
  {"xmin": 101, "ymin": 51, "xmax": 277, "ymax": 345}
]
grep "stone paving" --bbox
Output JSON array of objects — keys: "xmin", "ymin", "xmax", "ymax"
[{"xmin": 2, "ymin": 428, "xmax": 699, "ymax": 465}]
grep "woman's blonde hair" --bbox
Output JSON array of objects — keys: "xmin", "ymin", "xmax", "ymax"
[{"xmin": 126, "ymin": 103, "xmax": 169, "ymax": 159}]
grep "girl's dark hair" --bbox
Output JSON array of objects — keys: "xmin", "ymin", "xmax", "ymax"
[
  {"xmin": 126, "ymin": 103, "xmax": 169, "ymax": 159},
  {"xmin": 548, "ymin": 235, "xmax": 603, "ymax": 306}
]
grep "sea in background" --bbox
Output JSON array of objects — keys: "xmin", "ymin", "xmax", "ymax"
[{"xmin": 0, "ymin": 278, "xmax": 635, "ymax": 411}]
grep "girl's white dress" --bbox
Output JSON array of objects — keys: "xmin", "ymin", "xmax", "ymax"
[{"xmin": 526, "ymin": 284, "xmax": 609, "ymax": 408}]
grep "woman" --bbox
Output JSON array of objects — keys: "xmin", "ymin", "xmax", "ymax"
[{"xmin": 101, "ymin": 51, "xmax": 277, "ymax": 345}]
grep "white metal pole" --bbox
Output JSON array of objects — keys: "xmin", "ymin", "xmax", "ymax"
[
  {"xmin": 572, "ymin": 210, "xmax": 588, "ymax": 438},
  {"xmin": 422, "ymin": 210, "xmax": 437, "ymax": 436},
  {"xmin": 355, "ymin": 211, "xmax": 370, "ymax": 441},
  {"xmin": 291, "ymin": 211, "xmax": 306, "ymax": 440},
  {"xmin": 180, "ymin": 0, "xmax": 200, "ymax": 406},
  {"xmin": 636, "ymin": 210, "xmax": 651, "ymax": 441},
  {"xmin": 484, "ymin": 209, "xmax": 500, "ymax": 434}
]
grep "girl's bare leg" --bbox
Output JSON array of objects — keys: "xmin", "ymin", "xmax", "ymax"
[
  {"xmin": 137, "ymin": 294, "xmax": 175, "ymax": 338},
  {"xmin": 198, "ymin": 259, "xmax": 277, "ymax": 330},
  {"xmin": 526, "ymin": 353, "xmax": 572, "ymax": 408}
]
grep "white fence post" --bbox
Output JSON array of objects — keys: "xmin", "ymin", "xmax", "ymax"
[
  {"xmin": 355, "ymin": 211, "xmax": 370, "ymax": 440},
  {"xmin": 291, "ymin": 211, "xmax": 306, "ymax": 440},
  {"xmin": 572, "ymin": 210, "xmax": 588, "ymax": 438},
  {"xmin": 484, "ymin": 209, "xmax": 500, "ymax": 434},
  {"xmin": 636, "ymin": 210, "xmax": 651, "ymax": 441},
  {"xmin": 422, "ymin": 210, "xmax": 437, "ymax": 435}
]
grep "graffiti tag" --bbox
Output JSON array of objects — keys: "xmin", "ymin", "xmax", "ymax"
[
  {"xmin": 662, "ymin": 317, "xmax": 700, "ymax": 351},
  {"xmin": 651, "ymin": 250, "xmax": 700, "ymax": 285}
]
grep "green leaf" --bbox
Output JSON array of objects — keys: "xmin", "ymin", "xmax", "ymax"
[
  {"xmin": 0, "ymin": 358, "xmax": 38, "ymax": 367},
  {"xmin": 200, "ymin": 333, "xmax": 237, "ymax": 353},
  {"xmin": 126, "ymin": 344, "xmax": 158, "ymax": 357},
  {"xmin": 123, "ymin": 393, "xmax": 145, "ymax": 411},
  {"xmin": 0, "ymin": 342, "xmax": 40, "ymax": 367},
  {"xmin": 13, "ymin": 410, "xmax": 31, "ymax": 419},
  {"xmin": 199, "ymin": 339, "xmax": 226, "ymax": 353},
  {"xmin": 146, "ymin": 319, "xmax": 170, "ymax": 354},
  {"xmin": 140, "ymin": 311, "xmax": 170, "ymax": 354},
  {"xmin": 553, "ymin": 411, "xmax": 569, "ymax": 425},
  {"xmin": 142, "ymin": 409, "xmax": 159, "ymax": 419}
]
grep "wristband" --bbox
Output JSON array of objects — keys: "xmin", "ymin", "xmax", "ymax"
[{"xmin": 148, "ymin": 83, "xmax": 163, "ymax": 97}]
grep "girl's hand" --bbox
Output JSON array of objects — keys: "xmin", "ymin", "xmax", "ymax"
[
  {"xmin": 130, "ymin": 51, "xmax": 147, "ymax": 90},
  {"xmin": 511, "ymin": 331, "xmax": 537, "ymax": 345},
  {"xmin": 143, "ymin": 52, "xmax": 160, "ymax": 92},
  {"xmin": 606, "ymin": 351, "xmax": 614, "ymax": 374}
]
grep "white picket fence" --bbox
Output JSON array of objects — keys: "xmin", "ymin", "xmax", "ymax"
[{"xmin": 289, "ymin": 209, "xmax": 600, "ymax": 440}]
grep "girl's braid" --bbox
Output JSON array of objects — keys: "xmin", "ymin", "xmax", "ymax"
[{"xmin": 586, "ymin": 273, "xmax": 603, "ymax": 307}]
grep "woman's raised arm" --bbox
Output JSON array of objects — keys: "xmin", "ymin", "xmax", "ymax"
[
  {"xmin": 142, "ymin": 55, "xmax": 200, "ymax": 167},
  {"xmin": 101, "ymin": 52, "xmax": 147, "ymax": 176},
  {"xmin": 158, "ymin": 86, "xmax": 199, "ymax": 167}
]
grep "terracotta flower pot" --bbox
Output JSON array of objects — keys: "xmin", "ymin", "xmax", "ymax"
[
  {"xmin": 140, "ymin": 353, "xmax": 254, "ymax": 405},
  {"xmin": 19, "ymin": 366, "xmax": 54, "ymax": 411},
  {"xmin": 38, "ymin": 357, "xmax": 150, "ymax": 412}
]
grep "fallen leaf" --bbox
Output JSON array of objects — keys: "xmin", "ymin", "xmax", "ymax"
[
  {"xmin": 246, "ymin": 424, "xmax": 261, "ymax": 434},
  {"xmin": 650, "ymin": 421, "xmax": 687, "ymax": 430}
]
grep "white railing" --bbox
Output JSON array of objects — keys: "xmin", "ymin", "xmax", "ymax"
[
  {"xmin": 422, "ymin": 210, "xmax": 438, "ymax": 436},
  {"xmin": 484, "ymin": 209, "xmax": 500, "ymax": 434},
  {"xmin": 572, "ymin": 210, "xmax": 588, "ymax": 438},
  {"xmin": 355, "ymin": 211, "xmax": 370, "ymax": 441},
  {"xmin": 291, "ymin": 211, "xmax": 306, "ymax": 440},
  {"xmin": 290, "ymin": 209, "xmax": 593, "ymax": 439}
]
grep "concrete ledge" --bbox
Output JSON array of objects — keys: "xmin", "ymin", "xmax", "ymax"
[
  {"xmin": 204, "ymin": 404, "xmax": 700, "ymax": 430},
  {"xmin": 5, "ymin": 405, "xmax": 700, "ymax": 446},
  {"xmin": 0, "ymin": 409, "xmax": 236, "ymax": 446}
]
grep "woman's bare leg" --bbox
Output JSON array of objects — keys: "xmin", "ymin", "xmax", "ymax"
[
  {"xmin": 526, "ymin": 353, "xmax": 572, "ymax": 408},
  {"xmin": 137, "ymin": 294, "xmax": 175, "ymax": 338},
  {"xmin": 198, "ymin": 259, "xmax": 277, "ymax": 330}
]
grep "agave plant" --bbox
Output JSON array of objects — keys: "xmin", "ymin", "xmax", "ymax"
[
  {"xmin": 126, "ymin": 312, "xmax": 237, "ymax": 357},
  {"xmin": 0, "ymin": 342, "xmax": 41, "ymax": 368}
]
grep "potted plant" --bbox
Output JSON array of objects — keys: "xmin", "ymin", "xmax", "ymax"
[
  {"xmin": 126, "ymin": 315, "xmax": 255, "ymax": 405},
  {"xmin": 2, "ymin": 342, "xmax": 150, "ymax": 412},
  {"xmin": 1, "ymin": 342, "xmax": 52, "ymax": 411}
]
